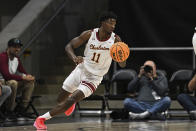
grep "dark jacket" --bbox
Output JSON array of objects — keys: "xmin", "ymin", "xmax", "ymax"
[{"xmin": 127, "ymin": 72, "xmax": 168, "ymax": 103}]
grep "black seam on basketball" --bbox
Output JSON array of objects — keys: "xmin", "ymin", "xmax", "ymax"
[
  {"xmin": 110, "ymin": 45, "xmax": 115, "ymax": 57},
  {"xmin": 115, "ymin": 45, "xmax": 119, "ymax": 62},
  {"xmin": 110, "ymin": 45, "xmax": 116, "ymax": 61},
  {"xmin": 118, "ymin": 44, "xmax": 126, "ymax": 61}
]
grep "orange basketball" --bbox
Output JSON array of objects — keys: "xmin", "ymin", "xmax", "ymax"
[{"xmin": 110, "ymin": 42, "xmax": 130, "ymax": 62}]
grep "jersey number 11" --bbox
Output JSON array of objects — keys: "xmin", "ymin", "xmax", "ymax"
[{"xmin": 91, "ymin": 52, "xmax": 100, "ymax": 63}]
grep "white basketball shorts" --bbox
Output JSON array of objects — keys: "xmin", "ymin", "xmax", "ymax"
[{"xmin": 62, "ymin": 64, "xmax": 103, "ymax": 97}]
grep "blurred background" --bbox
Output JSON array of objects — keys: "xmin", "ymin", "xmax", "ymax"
[{"xmin": 0, "ymin": 0, "xmax": 196, "ymax": 110}]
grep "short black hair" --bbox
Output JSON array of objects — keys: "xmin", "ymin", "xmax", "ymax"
[{"xmin": 99, "ymin": 11, "xmax": 117, "ymax": 23}]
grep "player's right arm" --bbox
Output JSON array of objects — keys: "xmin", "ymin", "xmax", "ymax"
[{"xmin": 65, "ymin": 30, "xmax": 92, "ymax": 65}]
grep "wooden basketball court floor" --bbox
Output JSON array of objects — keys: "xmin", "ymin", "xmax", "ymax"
[{"xmin": 1, "ymin": 116, "xmax": 196, "ymax": 131}]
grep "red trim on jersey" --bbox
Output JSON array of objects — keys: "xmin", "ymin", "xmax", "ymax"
[
  {"xmin": 96, "ymin": 31, "xmax": 111, "ymax": 42},
  {"xmin": 81, "ymin": 81, "xmax": 96, "ymax": 93},
  {"xmin": 81, "ymin": 83, "xmax": 93, "ymax": 93}
]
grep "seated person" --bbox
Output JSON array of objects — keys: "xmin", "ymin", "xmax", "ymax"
[
  {"xmin": 0, "ymin": 38, "xmax": 35, "ymax": 116},
  {"xmin": 177, "ymin": 72, "xmax": 196, "ymax": 120},
  {"xmin": 0, "ymin": 80, "xmax": 12, "ymax": 121},
  {"xmin": 178, "ymin": 27, "xmax": 196, "ymax": 120},
  {"xmin": 124, "ymin": 60, "xmax": 171, "ymax": 120}
]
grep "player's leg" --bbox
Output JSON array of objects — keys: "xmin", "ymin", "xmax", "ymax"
[
  {"xmin": 34, "ymin": 66, "xmax": 81, "ymax": 130},
  {"xmin": 39, "ymin": 80, "xmax": 96, "ymax": 117},
  {"xmin": 40, "ymin": 88, "xmax": 71, "ymax": 119},
  {"xmin": 56, "ymin": 88, "xmax": 71, "ymax": 105},
  {"xmin": 49, "ymin": 80, "xmax": 97, "ymax": 116},
  {"xmin": 50, "ymin": 89, "xmax": 85, "ymax": 116},
  {"xmin": 34, "ymin": 89, "xmax": 86, "ymax": 130},
  {"xmin": 33, "ymin": 88, "xmax": 73, "ymax": 130}
]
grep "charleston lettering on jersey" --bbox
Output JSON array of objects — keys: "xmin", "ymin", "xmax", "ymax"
[
  {"xmin": 82, "ymin": 28, "xmax": 115, "ymax": 77},
  {"xmin": 90, "ymin": 44, "xmax": 109, "ymax": 50}
]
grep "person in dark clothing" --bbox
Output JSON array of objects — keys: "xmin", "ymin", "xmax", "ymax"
[
  {"xmin": 0, "ymin": 38, "xmax": 35, "ymax": 116},
  {"xmin": 124, "ymin": 60, "xmax": 171, "ymax": 120},
  {"xmin": 177, "ymin": 29, "xmax": 196, "ymax": 120},
  {"xmin": 177, "ymin": 72, "xmax": 196, "ymax": 120}
]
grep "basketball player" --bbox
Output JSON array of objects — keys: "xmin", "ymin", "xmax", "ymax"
[{"xmin": 34, "ymin": 11, "xmax": 127, "ymax": 130}]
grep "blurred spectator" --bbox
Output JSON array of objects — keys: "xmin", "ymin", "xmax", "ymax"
[
  {"xmin": 124, "ymin": 60, "xmax": 171, "ymax": 120},
  {"xmin": 0, "ymin": 80, "xmax": 12, "ymax": 121},
  {"xmin": 177, "ymin": 29, "xmax": 196, "ymax": 120},
  {"xmin": 177, "ymin": 71, "xmax": 196, "ymax": 120},
  {"xmin": 0, "ymin": 38, "xmax": 35, "ymax": 117}
]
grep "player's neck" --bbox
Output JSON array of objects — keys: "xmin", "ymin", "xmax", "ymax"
[{"xmin": 98, "ymin": 28, "xmax": 111, "ymax": 41}]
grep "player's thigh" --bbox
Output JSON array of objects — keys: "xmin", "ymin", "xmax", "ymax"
[{"xmin": 62, "ymin": 67, "xmax": 81, "ymax": 94}]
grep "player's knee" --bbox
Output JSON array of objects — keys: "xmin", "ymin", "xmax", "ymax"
[
  {"xmin": 56, "ymin": 88, "xmax": 70, "ymax": 104},
  {"xmin": 67, "ymin": 96, "xmax": 76, "ymax": 104},
  {"xmin": 70, "ymin": 90, "xmax": 85, "ymax": 103}
]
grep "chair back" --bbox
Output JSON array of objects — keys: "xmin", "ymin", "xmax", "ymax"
[
  {"xmin": 170, "ymin": 69, "xmax": 193, "ymax": 82},
  {"xmin": 111, "ymin": 69, "xmax": 137, "ymax": 82},
  {"xmin": 169, "ymin": 69, "xmax": 193, "ymax": 99},
  {"xmin": 110, "ymin": 69, "xmax": 137, "ymax": 95}
]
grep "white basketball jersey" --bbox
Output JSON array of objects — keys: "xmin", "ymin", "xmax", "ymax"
[
  {"xmin": 83, "ymin": 28, "xmax": 116, "ymax": 76},
  {"xmin": 192, "ymin": 27, "xmax": 196, "ymax": 54}
]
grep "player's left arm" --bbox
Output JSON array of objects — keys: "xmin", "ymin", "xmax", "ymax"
[{"xmin": 115, "ymin": 35, "xmax": 127, "ymax": 68}]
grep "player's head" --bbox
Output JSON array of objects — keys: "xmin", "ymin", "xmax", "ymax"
[
  {"xmin": 99, "ymin": 11, "xmax": 117, "ymax": 33},
  {"xmin": 7, "ymin": 38, "xmax": 23, "ymax": 57}
]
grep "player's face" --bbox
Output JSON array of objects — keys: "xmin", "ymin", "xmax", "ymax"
[
  {"xmin": 103, "ymin": 18, "xmax": 116, "ymax": 34},
  {"xmin": 8, "ymin": 46, "xmax": 21, "ymax": 57}
]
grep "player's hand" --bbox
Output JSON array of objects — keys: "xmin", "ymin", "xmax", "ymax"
[
  {"xmin": 73, "ymin": 56, "xmax": 83, "ymax": 65},
  {"xmin": 118, "ymin": 60, "xmax": 126, "ymax": 68}
]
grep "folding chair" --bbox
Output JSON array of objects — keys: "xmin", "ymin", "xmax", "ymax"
[
  {"xmin": 15, "ymin": 95, "xmax": 41, "ymax": 118},
  {"xmin": 105, "ymin": 69, "xmax": 137, "ymax": 110},
  {"xmin": 169, "ymin": 69, "xmax": 193, "ymax": 100}
]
